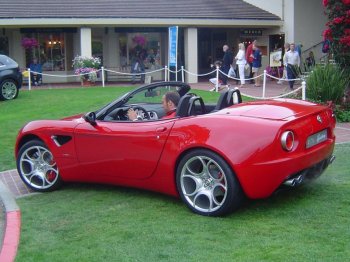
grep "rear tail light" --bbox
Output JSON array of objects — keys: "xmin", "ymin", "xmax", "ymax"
[{"xmin": 281, "ymin": 131, "xmax": 294, "ymax": 151}]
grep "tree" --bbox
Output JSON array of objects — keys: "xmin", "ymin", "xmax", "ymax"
[{"xmin": 322, "ymin": 0, "xmax": 350, "ymax": 68}]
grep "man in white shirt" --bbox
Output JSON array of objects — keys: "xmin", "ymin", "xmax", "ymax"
[{"xmin": 284, "ymin": 43, "xmax": 300, "ymax": 90}]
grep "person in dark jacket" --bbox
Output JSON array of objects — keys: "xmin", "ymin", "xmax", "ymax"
[
  {"xmin": 252, "ymin": 44, "xmax": 262, "ymax": 87},
  {"xmin": 221, "ymin": 45, "xmax": 233, "ymax": 88}
]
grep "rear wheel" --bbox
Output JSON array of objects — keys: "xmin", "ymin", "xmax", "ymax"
[
  {"xmin": 17, "ymin": 140, "xmax": 62, "ymax": 192},
  {"xmin": 0, "ymin": 79, "xmax": 19, "ymax": 100},
  {"xmin": 176, "ymin": 149, "xmax": 243, "ymax": 216}
]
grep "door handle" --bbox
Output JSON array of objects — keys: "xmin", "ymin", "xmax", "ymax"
[{"xmin": 156, "ymin": 127, "xmax": 167, "ymax": 133}]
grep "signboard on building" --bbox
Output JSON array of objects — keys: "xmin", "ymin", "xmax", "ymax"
[
  {"xmin": 168, "ymin": 26, "xmax": 178, "ymax": 67},
  {"xmin": 240, "ymin": 29, "xmax": 263, "ymax": 37}
]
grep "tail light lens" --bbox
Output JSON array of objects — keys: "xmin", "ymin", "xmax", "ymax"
[{"xmin": 281, "ymin": 131, "xmax": 294, "ymax": 151}]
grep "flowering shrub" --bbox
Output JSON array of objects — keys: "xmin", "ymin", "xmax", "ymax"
[
  {"xmin": 75, "ymin": 67, "xmax": 98, "ymax": 82},
  {"xmin": 72, "ymin": 56, "xmax": 101, "ymax": 82},
  {"xmin": 323, "ymin": 0, "xmax": 350, "ymax": 67},
  {"xmin": 265, "ymin": 66, "xmax": 283, "ymax": 79},
  {"xmin": 72, "ymin": 56, "xmax": 101, "ymax": 69},
  {"xmin": 21, "ymin": 37, "xmax": 39, "ymax": 49},
  {"xmin": 132, "ymin": 35, "xmax": 147, "ymax": 46}
]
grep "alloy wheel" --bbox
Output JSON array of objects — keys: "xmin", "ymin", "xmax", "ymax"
[{"xmin": 18, "ymin": 145, "xmax": 60, "ymax": 190}]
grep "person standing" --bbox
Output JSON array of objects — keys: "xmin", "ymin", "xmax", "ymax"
[
  {"xmin": 305, "ymin": 51, "xmax": 315, "ymax": 71},
  {"xmin": 277, "ymin": 43, "xmax": 290, "ymax": 84},
  {"xmin": 235, "ymin": 43, "xmax": 246, "ymax": 88},
  {"xmin": 221, "ymin": 45, "xmax": 233, "ymax": 88},
  {"xmin": 245, "ymin": 40, "xmax": 256, "ymax": 84},
  {"xmin": 284, "ymin": 43, "xmax": 300, "ymax": 90},
  {"xmin": 252, "ymin": 44, "xmax": 262, "ymax": 87}
]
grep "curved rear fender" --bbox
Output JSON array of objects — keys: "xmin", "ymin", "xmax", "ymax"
[{"xmin": 156, "ymin": 116, "xmax": 281, "ymax": 196}]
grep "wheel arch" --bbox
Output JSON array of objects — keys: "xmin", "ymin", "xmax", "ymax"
[
  {"xmin": 0, "ymin": 77, "xmax": 20, "ymax": 88},
  {"xmin": 174, "ymin": 146, "xmax": 245, "ymax": 197},
  {"xmin": 15, "ymin": 134, "xmax": 44, "ymax": 156}
]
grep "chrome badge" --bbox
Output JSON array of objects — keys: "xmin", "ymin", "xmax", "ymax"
[{"xmin": 317, "ymin": 115, "xmax": 323, "ymax": 123}]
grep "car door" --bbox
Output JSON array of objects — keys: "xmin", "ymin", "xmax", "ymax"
[{"xmin": 73, "ymin": 119, "xmax": 175, "ymax": 179}]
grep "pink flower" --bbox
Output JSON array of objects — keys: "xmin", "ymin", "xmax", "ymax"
[
  {"xmin": 342, "ymin": 0, "xmax": 350, "ymax": 4},
  {"xmin": 21, "ymin": 37, "xmax": 39, "ymax": 49},
  {"xmin": 333, "ymin": 16, "xmax": 345, "ymax": 24},
  {"xmin": 323, "ymin": 0, "xmax": 329, "ymax": 6}
]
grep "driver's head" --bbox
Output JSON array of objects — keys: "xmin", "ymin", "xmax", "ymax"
[{"xmin": 162, "ymin": 91, "xmax": 180, "ymax": 113}]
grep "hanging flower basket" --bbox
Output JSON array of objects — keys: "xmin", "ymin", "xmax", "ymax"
[{"xmin": 21, "ymin": 37, "xmax": 39, "ymax": 49}]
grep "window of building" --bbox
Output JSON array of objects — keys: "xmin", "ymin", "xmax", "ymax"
[
  {"xmin": 22, "ymin": 33, "xmax": 65, "ymax": 71},
  {"xmin": 119, "ymin": 32, "xmax": 162, "ymax": 70},
  {"xmin": 0, "ymin": 36, "xmax": 9, "ymax": 55}
]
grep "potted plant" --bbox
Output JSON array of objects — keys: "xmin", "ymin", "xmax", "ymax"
[{"xmin": 72, "ymin": 56, "xmax": 101, "ymax": 86}]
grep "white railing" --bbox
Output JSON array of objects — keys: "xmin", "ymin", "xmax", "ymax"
[{"xmin": 24, "ymin": 66, "xmax": 307, "ymax": 100}]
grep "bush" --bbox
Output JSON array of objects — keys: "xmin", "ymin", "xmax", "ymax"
[
  {"xmin": 306, "ymin": 64, "xmax": 349, "ymax": 104},
  {"xmin": 334, "ymin": 107, "xmax": 350, "ymax": 122}
]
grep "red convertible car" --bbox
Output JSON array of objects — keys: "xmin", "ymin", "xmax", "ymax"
[{"xmin": 15, "ymin": 82, "xmax": 336, "ymax": 216}]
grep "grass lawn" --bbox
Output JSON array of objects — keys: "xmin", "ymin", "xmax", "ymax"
[
  {"xmin": 0, "ymin": 85, "xmax": 220, "ymax": 171},
  {"xmin": 15, "ymin": 144, "xmax": 350, "ymax": 261}
]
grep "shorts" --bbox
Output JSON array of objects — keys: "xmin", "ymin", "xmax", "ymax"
[{"xmin": 252, "ymin": 67, "xmax": 260, "ymax": 73}]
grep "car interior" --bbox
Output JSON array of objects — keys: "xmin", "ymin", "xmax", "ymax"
[{"xmin": 100, "ymin": 84, "xmax": 242, "ymax": 122}]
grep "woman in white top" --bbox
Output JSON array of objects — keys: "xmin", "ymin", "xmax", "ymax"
[{"xmin": 235, "ymin": 43, "xmax": 247, "ymax": 87}]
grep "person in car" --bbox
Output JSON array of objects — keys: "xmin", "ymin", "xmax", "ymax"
[{"xmin": 127, "ymin": 91, "xmax": 180, "ymax": 121}]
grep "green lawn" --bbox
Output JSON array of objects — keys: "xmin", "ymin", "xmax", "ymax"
[
  {"xmin": 0, "ymin": 86, "xmax": 220, "ymax": 171},
  {"xmin": 15, "ymin": 144, "xmax": 350, "ymax": 261}
]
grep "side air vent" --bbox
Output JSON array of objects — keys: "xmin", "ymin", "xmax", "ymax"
[{"xmin": 51, "ymin": 135, "xmax": 72, "ymax": 147}]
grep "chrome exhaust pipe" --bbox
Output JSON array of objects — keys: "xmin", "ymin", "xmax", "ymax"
[
  {"xmin": 283, "ymin": 174, "xmax": 304, "ymax": 187},
  {"xmin": 329, "ymin": 155, "xmax": 336, "ymax": 164}
]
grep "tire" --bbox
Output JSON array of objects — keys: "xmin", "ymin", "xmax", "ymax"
[
  {"xmin": 176, "ymin": 149, "xmax": 243, "ymax": 216},
  {"xmin": 0, "ymin": 79, "xmax": 19, "ymax": 100},
  {"xmin": 16, "ymin": 140, "xmax": 62, "ymax": 192}
]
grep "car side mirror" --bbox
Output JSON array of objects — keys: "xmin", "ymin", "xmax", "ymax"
[{"xmin": 83, "ymin": 112, "xmax": 97, "ymax": 126}]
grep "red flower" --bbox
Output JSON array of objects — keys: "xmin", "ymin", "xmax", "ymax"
[
  {"xmin": 323, "ymin": 28, "xmax": 333, "ymax": 40},
  {"xmin": 333, "ymin": 17, "xmax": 345, "ymax": 24},
  {"xmin": 323, "ymin": 0, "xmax": 329, "ymax": 6},
  {"xmin": 342, "ymin": 0, "xmax": 350, "ymax": 4},
  {"xmin": 340, "ymin": 36, "xmax": 350, "ymax": 46}
]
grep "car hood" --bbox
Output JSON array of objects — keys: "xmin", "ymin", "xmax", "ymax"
[{"xmin": 223, "ymin": 99, "xmax": 327, "ymax": 120}]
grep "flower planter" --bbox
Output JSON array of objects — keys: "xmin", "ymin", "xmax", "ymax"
[{"xmin": 82, "ymin": 79, "xmax": 96, "ymax": 87}]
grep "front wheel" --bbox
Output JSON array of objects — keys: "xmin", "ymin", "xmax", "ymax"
[
  {"xmin": 176, "ymin": 149, "xmax": 243, "ymax": 216},
  {"xmin": 0, "ymin": 79, "xmax": 19, "ymax": 100},
  {"xmin": 17, "ymin": 140, "xmax": 62, "ymax": 192}
]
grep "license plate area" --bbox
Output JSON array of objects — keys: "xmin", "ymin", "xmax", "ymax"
[{"xmin": 306, "ymin": 129, "xmax": 328, "ymax": 149}]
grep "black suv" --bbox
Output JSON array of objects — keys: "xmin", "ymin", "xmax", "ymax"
[{"xmin": 0, "ymin": 55, "xmax": 23, "ymax": 100}]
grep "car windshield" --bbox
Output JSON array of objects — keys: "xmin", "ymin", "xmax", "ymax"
[
  {"xmin": 126, "ymin": 84, "xmax": 181, "ymax": 106},
  {"xmin": 96, "ymin": 82, "xmax": 191, "ymax": 121},
  {"xmin": 0, "ymin": 55, "xmax": 18, "ymax": 67}
]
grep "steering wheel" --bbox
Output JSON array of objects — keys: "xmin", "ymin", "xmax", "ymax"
[{"xmin": 129, "ymin": 106, "xmax": 150, "ymax": 120}]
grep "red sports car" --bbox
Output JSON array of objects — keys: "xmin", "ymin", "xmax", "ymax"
[{"xmin": 15, "ymin": 82, "xmax": 336, "ymax": 216}]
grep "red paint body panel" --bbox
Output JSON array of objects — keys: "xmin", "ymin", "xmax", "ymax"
[{"xmin": 15, "ymin": 98, "xmax": 336, "ymax": 199}]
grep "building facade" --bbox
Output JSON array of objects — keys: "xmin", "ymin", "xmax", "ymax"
[{"xmin": 0, "ymin": 0, "xmax": 325, "ymax": 83}]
